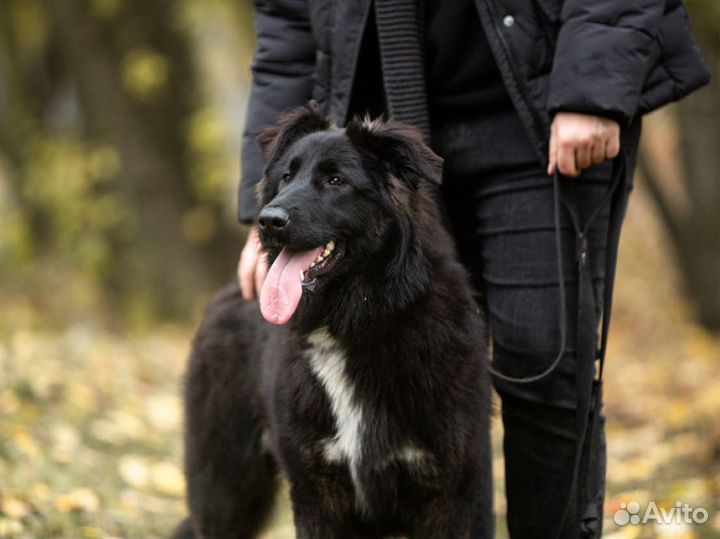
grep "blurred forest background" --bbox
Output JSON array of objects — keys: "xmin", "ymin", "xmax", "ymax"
[{"xmin": 0, "ymin": 0, "xmax": 718, "ymax": 538}]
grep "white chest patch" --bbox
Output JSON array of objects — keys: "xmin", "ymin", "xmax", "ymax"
[
  {"xmin": 306, "ymin": 328, "xmax": 366, "ymax": 502},
  {"xmin": 305, "ymin": 328, "xmax": 434, "ymax": 512}
]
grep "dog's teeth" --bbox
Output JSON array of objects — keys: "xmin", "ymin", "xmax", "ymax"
[
  {"xmin": 322, "ymin": 248, "xmax": 331, "ymax": 257},
  {"xmin": 327, "ymin": 240, "xmax": 335, "ymax": 251},
  {"xmin": 310, "ymin": 261, "xmax": 315, "ymax": 268},
  {"xmin": 316, "ymin": 255, "xmax": 323, "ymax": 262},
  {"xmin": 300, "ymin": 270, "xmax": 305, "ymax": 280}
]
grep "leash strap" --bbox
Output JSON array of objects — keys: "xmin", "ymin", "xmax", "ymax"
[
  {"xmin": 486, "ymin": 153, "xmax": 628, "ymax": 538},
  {"xmin": 579, "ymin": 154, "xmax": 629, "ymax": 537},
  {"xmin": 555, "ymin": 153, "xmax": 627, "ymax": 538},
  {"xmin": 486, "ymin": 169, "xmax": 569, "ymax": 384}
]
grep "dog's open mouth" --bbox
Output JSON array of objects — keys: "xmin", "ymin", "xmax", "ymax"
[
  {"xmin": 260, "ymin": 240, "xmax": 343, "ymax": 325},
  {"xmin": 301, "ymin": 240, "xmax": 343, "ymax": 284}
]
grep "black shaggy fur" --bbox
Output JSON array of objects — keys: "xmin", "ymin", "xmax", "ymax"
[{"xmin": 174, "ymin": 105, "xmax": 491, "ymax": 539}]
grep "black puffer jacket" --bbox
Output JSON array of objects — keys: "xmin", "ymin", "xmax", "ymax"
[{"xmin": 239, "ymin": 0, "xmax": 709, "ymax": 222}]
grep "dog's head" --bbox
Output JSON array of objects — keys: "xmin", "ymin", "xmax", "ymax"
[{"xmin": 256, "ymin": 104, "xmax": 443, "ymax": 326}]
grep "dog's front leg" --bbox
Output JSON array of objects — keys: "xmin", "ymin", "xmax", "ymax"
[
  {"xmin": 292, "ymin": 503, "xmax": 345, "ymax": 539},
  {"xmin": 409, "ymin": 497, "xmax": 473, "ymax": 539},
  {"xmin": 288, "ymin": 474, "xmax": 357, "ymax": 539},
  {"xmin": 283, "ymin": 443, "xmax": 358, "ymax": 539}
]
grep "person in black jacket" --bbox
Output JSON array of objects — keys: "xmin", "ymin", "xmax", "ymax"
[{"xmin": 236, "ymin": 1, "xmax": 709, "ymax": 538}]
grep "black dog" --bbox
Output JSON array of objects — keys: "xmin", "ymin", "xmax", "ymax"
[{"xmin": 174, "ymin": 106, "xmax": 490, "ymax": 539}]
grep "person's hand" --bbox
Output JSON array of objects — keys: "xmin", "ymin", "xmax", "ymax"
[
  {"xmin": 238, "ymin": 225, "xmax": 268, "ymax": 300},
  {"xmin": 548, "ymin": 112, "xmax": 620, "ymax": 178}
]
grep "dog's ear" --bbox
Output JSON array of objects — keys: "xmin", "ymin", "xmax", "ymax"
[
  {"xmin": 258, "ymin": 101, "xmax": 330, "ymax": 167},
  {"xmin": 345, "ymin": 117, "xmax": 443, "ymax": 189},
  {"xmin": 257, "ymin": 103, "xmax": 331, "ymax": 206}
]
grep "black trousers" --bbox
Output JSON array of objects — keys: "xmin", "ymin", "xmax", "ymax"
[{"xmin": 433, "ymin": 109, "xmax": 637, "ymax": 539}]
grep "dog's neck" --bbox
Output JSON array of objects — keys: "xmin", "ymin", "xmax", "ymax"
[{"xmin": 297, "ymin": 195, "xmax": 470, "ymax": 343}]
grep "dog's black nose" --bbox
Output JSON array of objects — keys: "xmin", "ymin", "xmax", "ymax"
[{"xmin": 257, "ymin": 206, "xmax": 289, "ymax": 234}]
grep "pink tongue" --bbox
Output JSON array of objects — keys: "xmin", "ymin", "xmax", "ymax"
[{"xmin": 260, "ymin": 246, "xmax": 324, "ymax": 325}]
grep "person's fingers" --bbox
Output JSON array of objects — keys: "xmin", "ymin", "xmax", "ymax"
[
  {"xmin": 237, "ymin": 248, "xmax": 246, "ymax": 289},
  {"xmin": 551, "ymin": 113, "xmax": 621, "ymax": 177},
  {"xmin": 239, "ymin": 247, "xmax": 258, "ymax": 301},
  {"xmin": 239, "ymin": 226, "xmax": 261, "ymax": 300},
  {"xmin": 591, "ymin": 138, "xmax": 606, "ymax": 164},
  {"xmin": 576, "ymin": 142, "xmax": 592, "ymax": 170},
  {"xmin": 254, "ymin": 254, "xmax": 268, "ymax": 299},
  {"xmin": 606, "ymin": 132, "xmax": 621, "ymax": 159},
  {"xmin": 557, "ymin": 141, "xmax": 579, "ymax": 177},
  {"xmin": 548, "ymin": 119, "xmax": 558, "ymax": 175}
]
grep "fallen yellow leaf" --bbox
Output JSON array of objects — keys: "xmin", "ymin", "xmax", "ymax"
[
  {"xmin": 0, "ymin": 518, "xmax": 24, "ymax": 537},
  {"xmin": 118, "ymin": 455, "xmax": 150, "ymax": 489},
  {"xmin": 151, "ymin": 461, "xmax": 185, "ymax": 497},
  {"xmin": 144, "ymin": 394, "xmax": 181, "ymax": 432},
  {"xmin": 54, "ymin": 488, "xmax": 100, "ymax": 513},
  {"xmin": 0, "ymin": 495, "xmax": 30, "ymax": 519}
]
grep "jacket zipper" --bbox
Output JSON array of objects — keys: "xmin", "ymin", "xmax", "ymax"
[{"xmin": 475, "ymin": 0, "xmax": 548, "ymax": 166}]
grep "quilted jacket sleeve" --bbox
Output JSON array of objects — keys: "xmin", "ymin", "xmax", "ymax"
[
  {"xmin": 547, "ymin": 0, "xmax": 666, "ymax": 126},
  {"xmin": 239, "ymin": 0, "xmax": 315, "ymax": 223}
]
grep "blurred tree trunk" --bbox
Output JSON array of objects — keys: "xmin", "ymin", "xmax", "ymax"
[
  {"xmin": 639, "ymin": 3, "xmax": 720, "ymax": 331},
  {"xmin": 46, "ymin": 0, "xmax": 235, "ymax": 318}
]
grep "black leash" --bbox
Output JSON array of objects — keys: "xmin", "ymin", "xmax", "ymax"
[{"xmin": 487, "ymin": 152, "xmax": 628, "ymax": 539}]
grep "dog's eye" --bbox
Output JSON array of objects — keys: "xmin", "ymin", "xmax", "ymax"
[
  {"xmin": 281, "ymin": 172, "xmax": 291, "ymax": 183},
  {"xmin": 327, "ymin": 176, "xmax": 344, "ymax": 186}
]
